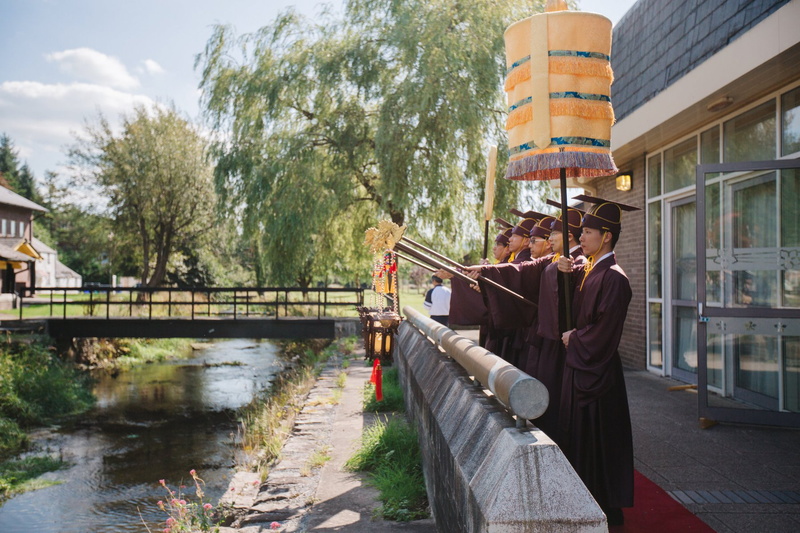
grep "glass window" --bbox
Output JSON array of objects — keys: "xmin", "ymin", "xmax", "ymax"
[
  {"xmin": 701, "ymin": 126, "xmax": 720, "ymax": 165},
  {"xmin": 705, "ymin": 184, "xmax": 721, "ymax": 303},
  {"xmin": 1, "ymin": 219, "xmax": 5, "ymax": 235},
  {"xmin": 19, "ymin": 222, "xmax": 25, "ymax": 238},
  {"xmin": 665, "ymin": 137, "xmax": 697, "ymax": 192},
  {"xmin": 673, "ymin": 200, "xmax": 696, "ymax": 301},
  {"xmin": 735, "ymin": 334, "xmax": 778, "ymax": 401},
  {"xmin": 724, "ymin": 100, "xmax": 776, "ymax": 162},
  {"xmin": 648, "ymin": 202, "xmax": 662, "ymax": 298},
  {"xmin": 649, "ymin": 302, "xmax": 662, "ymax": 369},
  {"xmin": 782, "ymin": 169, "xmax": 800, "ymax": 308},
  {"xmin": 701, "ymin": 126, "xmax": 721, "ymax": 181},
  {"xmin": 782, "ymin": 86, "xmax": 800, "ymax": 156},
  {"xmin": 708, "ymin": 332, "xmax": 723, "ymax": 389},
  {"xmin": 731, "ymin": 174, "xmax": 777, "ymax": 308},
  {"xmin": 647, "ymin": 154, "xmax": 661, "ymax": 198},
  {"xmin": 9, "ymin": 221, "xmax": 15, "ymax": 237},
  {"xmin": 785, "ymin": 336, "xmax": 800, "ymax": 413},
  {"xmin": 674, "ymin": 306, "xmax": 697, "ymax": 374}
]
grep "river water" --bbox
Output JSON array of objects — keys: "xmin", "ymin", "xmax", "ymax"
[{"xmin": 0, "ymin": 339, "xmax": 281, "ymax": 533}]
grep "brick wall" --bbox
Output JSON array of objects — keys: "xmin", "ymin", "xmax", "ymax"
[{"xmin": 586, "ymin": 156, "xmax": 647, "ymax": 369}]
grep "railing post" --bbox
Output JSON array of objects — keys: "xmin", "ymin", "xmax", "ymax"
[
  {"xmin": 168, "ymin": 289, "xmax": 172, "ymax": 317},
  {"xmin": 106, "ymin": 288, "xmax": 110, "ymax": 319},
  {"xmin": 18, "ymin": 292, "xmax": 23, "ymax": 320},
  {"xmin": 129, "ymin": 290, "xmax": 133, "ymax": 317},
  {"xmin": 63, "ymin": 289, "xmax": 67, "ymax": 319},
  {"xmin": 191, "ymin": 290, "xmax": 195, "ymax": 320},
  {"xmin": 49, "ymin": 290, "xmax": 53, "ymax": 317},
  {"xmin": 149, "ymin": 290, "xmax": 153, "ymax": 320}
]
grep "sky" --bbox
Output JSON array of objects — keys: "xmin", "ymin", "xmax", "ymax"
[{"xmin": 0, "ymin": 0, "xmax": 638, "ymax": 182}]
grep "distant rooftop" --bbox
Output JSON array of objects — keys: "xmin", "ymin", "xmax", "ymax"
[
  {"xmin": 0, "ymin": 185, "xmax": 48, "ymax": 212},
  {"xmin": 611, "ymin": 0, "xmax": 791, "ymax": 121}
]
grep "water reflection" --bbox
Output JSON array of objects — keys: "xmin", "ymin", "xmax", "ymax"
[{"xmin": 0, "ymin": 339, "xmax": 280, "ymax": 533}]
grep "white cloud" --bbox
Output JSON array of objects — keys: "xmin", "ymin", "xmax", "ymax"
[
  {"xmin": 0, "ymin": 80, "xmax": 156, "ymax": 176},
  {"xmin": 140, "ymin": 59, "xmax": 165, "ymax": 75},
  {"xmin": 45, "ymin": 48, "xmax": 140, "ymax": 90}
]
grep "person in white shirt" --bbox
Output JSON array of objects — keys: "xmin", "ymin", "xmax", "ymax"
[{"xmin": 423, "ymin": 275, "xmax": 452, "ymax": 326}]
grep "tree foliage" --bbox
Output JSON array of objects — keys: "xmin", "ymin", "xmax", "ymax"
[
  {"xmin": 69, "ymin": 106, "xmax": 218, "ymax": 287},
  {"xmin": 197, "ymin": 0, "xmax": 547, "ymax": 286}
]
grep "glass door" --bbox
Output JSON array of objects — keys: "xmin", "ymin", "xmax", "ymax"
[{"xmin": 697, "ymin": 160, "xmax": 800, "ymax": 427}]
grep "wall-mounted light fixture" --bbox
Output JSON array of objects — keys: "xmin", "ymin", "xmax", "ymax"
[
  {"xmin": 707, "ymin": 96, "xmax": 734, "ymax": 113},
  {"xmin": 616, "ymin": 173, "xmax": 632, "ymax": 192}
]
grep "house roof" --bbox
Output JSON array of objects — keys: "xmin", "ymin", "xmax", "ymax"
[
  {"xmin": 0, "ymin": 242, "xmax": 33, "ymax": 262},
  {"xmin": 31, "ymin": 237, "xmax": 56, "ymax": 254},
  {"xmin": 0, "ymin": 185, "xmax": 48, "ymax": 212},
  {"xmin": 0, "ymin": 237, "xmax": 43, "ymax": 260},
  {"xmin": 55, "ymin": 260, "xmax": 81, "ymax": 278},
  {"xmin": 611, "ymin": 0, "xmax": 791, "ymax": 122}
]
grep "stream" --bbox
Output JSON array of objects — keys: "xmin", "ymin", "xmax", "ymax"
[{"xmin": 0, "ymin": 338, "xmax": 281, "ymax": 532}]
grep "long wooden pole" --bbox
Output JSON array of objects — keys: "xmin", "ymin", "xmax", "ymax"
[
  {"xmin": 395, "ymin": 251, "xmax": 436, "ymax": 272},
  {"xmin": 483, "ymin": 146, "xmax": 498, "ymax": 259},
  {"xmin": 401, "ymin": 236, "xmax": 466, "ymax": 270},
  {"xmin": 394, "ymin": 241, "xmax": 536, "ymax": 308},
  {"xmin": 560, "ymin": 167, "xmax": 573, "ymax": 331}
]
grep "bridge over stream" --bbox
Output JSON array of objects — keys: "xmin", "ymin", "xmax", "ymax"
[{"xmin": 1, "ymin": 286, "xmax": 365, "ymax": 340}]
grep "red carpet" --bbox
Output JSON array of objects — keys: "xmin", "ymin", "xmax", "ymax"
[{"xmin": 611, "ymin": 471, "xmax": 716, "ymax": 532}]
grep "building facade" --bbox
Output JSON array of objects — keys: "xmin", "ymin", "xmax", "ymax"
[{"xmin": 595, "ymin": 0, "xmax": 800, "ymax": 421}]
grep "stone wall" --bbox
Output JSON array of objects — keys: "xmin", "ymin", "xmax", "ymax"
[{"xmin": 396, "ymin": 321, "xmax": 606, "ymax": 532}]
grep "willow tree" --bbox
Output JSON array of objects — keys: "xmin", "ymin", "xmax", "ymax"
[
  {"xmin": 197, "ymin": 0, "xmax": 546, "ymax": 285},
  {"xmin": 69, "ymin": 106, "xmax": 217, "ymax": 287}
]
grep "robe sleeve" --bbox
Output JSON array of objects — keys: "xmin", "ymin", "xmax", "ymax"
[
  {"xmin": 448, "ymin": 277, "xmax": 487, "ymax": 326},
  {"xmin": 565, "ymin": 268, "xmax": 632, "ymax": 401},
  {"xmin": 478, "ymin": 258, "xmax": 548, "ymax": 330}
]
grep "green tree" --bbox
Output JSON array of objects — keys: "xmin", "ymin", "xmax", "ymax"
[
  {"xmin": 69, "ymin": 105, "xmax": 218, "ymax": 287},
  {"xmin": 0, "ymin": 133, "xmax": 21, "ymax": 192},
  {"xmin": 16, "ymin": 164, "xmax": 43, "ymax": 204},
  {"xmin": 197, "ymin": 0, "xmax": 546, "ymax": 286}
]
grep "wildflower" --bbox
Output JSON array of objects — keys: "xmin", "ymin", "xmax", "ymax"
[
  {"xmin": 157, "ymin": 500, "xmax": 165, "ymax": 510},
  {"xmin": 159, "ymin": 479, "xmax": 166, "ymax": 486},
  {"xmin": 203, "ymin": 503, "xmax": 213, "ymax": 510},
  {"xmin": 270, "ymin": 522, "xmax": 281, "ymax": 530},
  {"xmin": 190, "ymin": 469, "xmax": 197, "ymax": 476},
  {"xmin": 179, "ymin": 500, "xmax": 187, "ymax": 506},
  {"xmin": 166, "ymin": 517, "xmax": 176, "ymax": 526}
]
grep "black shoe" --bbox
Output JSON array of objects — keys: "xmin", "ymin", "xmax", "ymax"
[{"xmin": 606, "ymin": 508, "xmax": 624, "ymax": 526}]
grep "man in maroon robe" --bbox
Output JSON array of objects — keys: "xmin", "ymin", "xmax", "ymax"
[
  {"xmin": 524, "ymin": 207, "xmax": 584, "ymax": 441},
  {"xmin": 558, "ymin": 196, "xmax": 640, "ymax": 526}
]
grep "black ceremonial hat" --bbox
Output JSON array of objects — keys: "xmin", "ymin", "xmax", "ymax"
[
  {"xmin": 572, "ymin": 195, "xmax": 641, "ymax": 235},
  {"xmin": 545, "ymin": 198, "xmax": 585, "ymax": 241}
]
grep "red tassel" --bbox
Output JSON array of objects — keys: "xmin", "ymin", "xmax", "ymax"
[{"xmin": 370, "ymin": 358, "xmax": 383, "ymax": 401}]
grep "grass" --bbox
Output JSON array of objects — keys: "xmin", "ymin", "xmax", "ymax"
[
  {"xmin": 301, "ymin": 445, "xmax": 333, "ymax": 476},
  {"xmin": 363, "ymin": 366, "xmax": 405, "ymax": 413},
  {"xmin": 0, "ymin": 335, "xmax": 95, "ymax": 459},
  {"xmin": 344, "ymin": 416, "xmax": 429, "ymax": 521},
  {"xmin": 0, "ymin": 456, "xmax": 68, "ymax": 502}
]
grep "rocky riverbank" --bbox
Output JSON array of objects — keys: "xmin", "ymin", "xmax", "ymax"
[{"xmin": 217, "ymin": 347, "xmax": 436, "ymax": 533}]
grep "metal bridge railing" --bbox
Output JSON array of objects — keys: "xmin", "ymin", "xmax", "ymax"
[{"xmin": 12, "ymin": 286, "xmax": 365, "ymax": 321}]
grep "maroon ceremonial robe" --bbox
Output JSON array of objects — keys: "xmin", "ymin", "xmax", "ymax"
[
  {"xmin": 477, "ymin": 256, "xmax": 549, "ymax": 368},
  {"xmin": 448, "ymin": 277, "xmax": 487, "ymax": 328},
  {"xmin": 560, "ymin": 254, "xmax": 634, "ymax": 512},
  {"xmin": 527, "ymin": 248, "xmax": 584, "ymax": 441}
]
